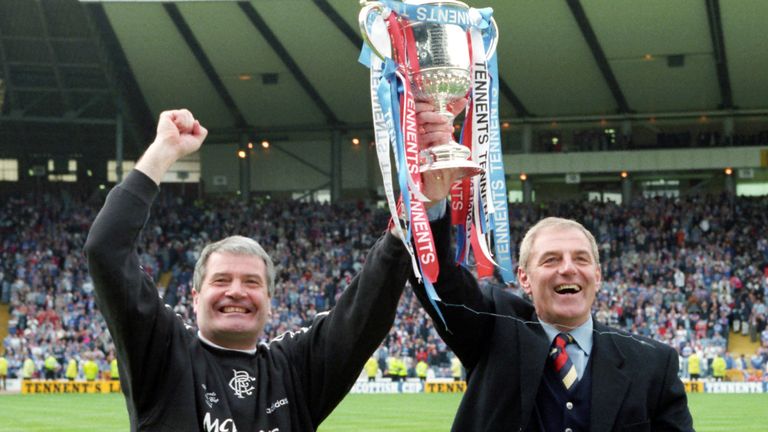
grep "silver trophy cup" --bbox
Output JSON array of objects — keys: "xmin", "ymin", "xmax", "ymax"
[{"xmin": 360, "ymin": 0, "xmax": 498, "ymax": 178}]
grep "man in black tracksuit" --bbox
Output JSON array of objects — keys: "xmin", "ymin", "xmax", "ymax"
[{"xmin": 85, "ymin": 109, "xmax": 411, "ymax": 431}]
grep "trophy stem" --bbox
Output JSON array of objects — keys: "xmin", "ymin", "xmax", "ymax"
[
  {"xmin": 432, "ymin": 95, "xmax": 456, "ymax": 123},
  {"xmin": 416, "ymin": 95, "xmax": 482, "ymax": 179}
]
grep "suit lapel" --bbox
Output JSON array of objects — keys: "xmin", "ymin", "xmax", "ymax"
[
  {"xmin": 517, "ymin": 316, "xmax": 549, "ymax": 426},
  {"xmin": 590, "ymin": 325, "xmax": 630, "ymax": 432}
]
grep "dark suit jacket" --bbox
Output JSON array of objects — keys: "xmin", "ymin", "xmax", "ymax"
[{"xmin": 411, "ymin": 215, "xmax": 694, "ymax": 431}]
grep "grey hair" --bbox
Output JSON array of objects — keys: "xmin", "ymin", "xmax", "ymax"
[
  {"xmin": 192, "ymin": 235, "xmax": 276, "ymax": 297},
  {"xmin": 518, "ymin": 217, "xmax": 600, "ymax": 271}
]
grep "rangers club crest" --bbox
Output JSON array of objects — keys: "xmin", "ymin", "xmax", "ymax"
[{"xmin": 229, "ymin": 369, "xmax": 256, "ymax": 399}]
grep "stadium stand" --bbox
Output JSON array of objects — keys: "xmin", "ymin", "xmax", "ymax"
[
  {"xmin": 1, "ymin": 188, "xmax": 767, "ymax": 383},
  {"xmin": 727, "ymin": 332, "xmax": 760, "ymax": 358}
]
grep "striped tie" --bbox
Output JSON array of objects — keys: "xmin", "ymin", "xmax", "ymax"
[{"xmin": 549, "ymin": 333, "xmax": 578, "ymax": 390}]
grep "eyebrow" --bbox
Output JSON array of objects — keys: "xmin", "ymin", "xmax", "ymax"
[
  {"xmin": 209, "ymin": 272, "xmax": 264, "ymax": 280},
  {"xmin": 537, "ymin": 249, "xmax": 593, "ymax": 260}
]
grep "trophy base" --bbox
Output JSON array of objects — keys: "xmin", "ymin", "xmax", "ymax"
[{"xmin": 419, "ymin": 143, "xmax": 484, "ymax": 179}]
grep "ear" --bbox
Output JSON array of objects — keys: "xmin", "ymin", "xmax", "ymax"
[
  {"xmin": 517, "ymin": 266, "xmax": 532, "ymax": 297},
  {"xmin": 191, "ymin": 289, "xmax": 199, "ymax": 313},
  {"xmin": 595, "ymin": 265, "xmax": 602, "ymax": 291}
]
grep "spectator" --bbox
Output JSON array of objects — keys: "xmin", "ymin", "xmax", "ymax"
[
  {"xmin": 110, "ymin": 356, "xmax": 119, "ymax": 381},
  {"xmin": 416, "ymin": 359, "xmax": 428, "ymax": 382},
  {"xmin": 365, "ymin": 356, "xmax": 378, "ymax": 382},
  {"xmin": 43, "ymin": 353, "xmax": 60, "ymax": 380},
  {"xmin": 22, "ymin": 356, "xmax": 35, "ymax": 380},
  {"xmin": 83, "ymin": 356, "xmax": 99, "ymax": 381},
  {"xmin": 711, "ymin": 351, "xmax": 726, "ymax": 381},
  {"xmin": 450, "ymin": 355, "xmax": 463, "ymax": 382},
  {"xmin": 65, "ymin": 357, "xmax": 78, "ymax": 381}
]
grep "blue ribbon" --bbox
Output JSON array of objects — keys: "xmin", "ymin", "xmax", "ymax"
[
  {"xmin": 359, "ymin": 44, "xmax": 373, "ymax": 68},
  {"xmin": 358, "ymin": 10, "xmax": 383, "ymax": 68},
  {"xmin": 376, "ymin": 58, "xmax": 447, "ymax": 327},
  {"xmin": 381, "ymin": 0, "xmax": 492, "ymax": 30},
  {"xmin": 486, "ymin": 48, "xmax": 515, "ymax": 284}
]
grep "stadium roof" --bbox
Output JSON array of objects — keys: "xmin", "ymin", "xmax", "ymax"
[{"xmin": 1, "ymin": 0, "xmax": 767, "ymax": 157}]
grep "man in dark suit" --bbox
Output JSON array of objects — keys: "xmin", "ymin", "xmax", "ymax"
[{"xmin": 407, "ymin": 114, "xmax": 693, "ymax": 430}]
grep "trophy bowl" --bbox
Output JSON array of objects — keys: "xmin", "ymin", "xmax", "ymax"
[
  {"xmin": 405, "ymin": 8, "xmax": 482, "ymax": 177},
  {"xmin": 360, "ymin": 0, "xmax": 498, "ymax": 179}
]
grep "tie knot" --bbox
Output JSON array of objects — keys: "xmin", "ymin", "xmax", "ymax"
[
  {"xmin": 555, "ymin": 333, "xmax": 574, "ymax": 348},
  {"xmin": 551, "ymin": 333, "xmax": 579, "ymax": 390}
]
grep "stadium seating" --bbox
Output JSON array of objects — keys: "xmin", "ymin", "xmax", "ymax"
[{"xmin": 1, "ymin": 190, "xmax": 767, "ymax": 381}]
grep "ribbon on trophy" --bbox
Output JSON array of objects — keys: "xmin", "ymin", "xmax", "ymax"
[
  {"xmin": 361, "ymin": 7, "xmax": 445, "ymax": 325},
  {"xmin": 456, "ymin": 12, "xmax": 497, "ymax": 274},
  {"xmin": 359, "ymin": 1, "xmax": 515, "ymax": 327},
  {"xmin": 485, "ymin": 43, "xmax": 515, "ymax": 283},
  {"xmin": 460, "ymin": 7, "xmax": 515, "ymax": 283}
]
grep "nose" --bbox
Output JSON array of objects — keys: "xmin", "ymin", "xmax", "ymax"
[
  {"xmin": 225, "ymin": 281, "xmax": 246, "ymax": 299},
  {"xmin": 557, "ymin": 256, "xmax": 577, "ymax": 275}
]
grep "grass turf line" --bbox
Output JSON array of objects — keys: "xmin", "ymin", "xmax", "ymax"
[{"xmin": 0, "ymin": 392, "xmax": 767, "ymax": 431}]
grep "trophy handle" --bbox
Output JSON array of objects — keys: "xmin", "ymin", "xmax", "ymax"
[
  {"xmin": 359, "ymin": 2, "xmax": 388, "ymax": 61},
  {"xmin": 484, "ymin": 17, "xmax": 500, "ymax": 60}
]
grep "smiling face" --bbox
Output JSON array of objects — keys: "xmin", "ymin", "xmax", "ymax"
[
  {"xmin": 517, "ymin": 222, "xmax": 601, "ymax": 332},
  {"xmin": 193, "ymin": 251, "xmax": 271, "ymax": 350}
]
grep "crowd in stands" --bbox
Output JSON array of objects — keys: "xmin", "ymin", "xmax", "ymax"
[{"xmin": 2, "ymin": 187, "xmax": 767, "ymax": 382}]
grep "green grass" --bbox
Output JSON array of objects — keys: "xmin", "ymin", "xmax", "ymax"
[
  {"xmin": 0, "ymin": 392, "xmax": 766, "ymax": 431},
  {"xmin": 320, "ymin": 393, "xmax": 460, "ymax": 431},
  {"xmin": 0, "ymin": 393, "xmax": 129, "ymax": 431}
]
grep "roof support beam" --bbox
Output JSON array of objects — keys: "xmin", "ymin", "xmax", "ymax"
[
  {"xmin": 0, "ymin": 114, "xmax": 116, "ymax": 125},
  {"xmin": 239, "ymin": 2, "xmax": 340, "ymax": 126},
  {"xmin": 313, "ymin": 0, "xmax": 363, "ymax": 48},
  {"xmin": 7, "ymin": 61, "xmax": 103, "ymax": 69},
  {"xmin": 15, "ymin": 93, "xmax": 50, "ymax": 116},
  {"xmin": 271, "ymin": 142, "xmax": 330, "ymax": 177},
  {"xmin": 85, "ymin": 3, "xmax": 155, "ymax": 146},
  {"xmin": 67, "ymin": 93, "xmax": 106, "ymax": 118},
  {"xmin": 37, "ymin": 1, "xmax": 73, "ymax": 112},
  {"xmin": 565, "ymin": 0, "xmax": 630, "ymax": 114},
  {"xmin": 0, "ymin": 35, "xmax": 92, "ymax": 43},
  {"xmin": 164, "ymin": 3, "xmax": 248, "ymax": 128},
  {"xmin": 705, "ymin": 0, "xmax": 733, "ymax": 109},
  {"xmin": 499, "ymin": 80, "xmax": 531, "ymax": 118},
  {"xmin": 13, "ymin": 87, "xmax": 110, "ymax": 94},
  {"xmin": 0, "ymin": 21, "xmax": 16, "ymax": 114}
]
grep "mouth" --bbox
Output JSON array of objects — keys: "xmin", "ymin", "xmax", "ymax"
[
  {"xmin": 219, "ymin": 306, "xmax": 250, "ymax": 314},
  {"xmin": 554, "ymin": 284, "xmax": 582, "ymax": 295}
]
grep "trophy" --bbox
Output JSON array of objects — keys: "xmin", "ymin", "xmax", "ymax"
[
  {"xmin": 359, "ymin": 0, "xmax": 498, "ymax": 179},
  {"xmin": 358, "ymin": 0, "xmax": 513, "ymax": 299}
]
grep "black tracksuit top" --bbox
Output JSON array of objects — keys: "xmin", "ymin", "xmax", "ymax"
[{"xmin": 85, "ymin": 170, "xmax": 409, "ymax": 431}]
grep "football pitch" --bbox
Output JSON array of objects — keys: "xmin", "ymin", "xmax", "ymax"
[{"xmin": 0, "ymin": 392, "xmax": 766, "ymax": 431}]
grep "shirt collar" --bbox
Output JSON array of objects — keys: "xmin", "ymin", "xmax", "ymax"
[
  {"xmin": 539, "ymin": 316, "xmax": 594, "ymax": 356},
  {"xmin": 197, "ymin": 331, "xmax": 258, "ymax": 355}
]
